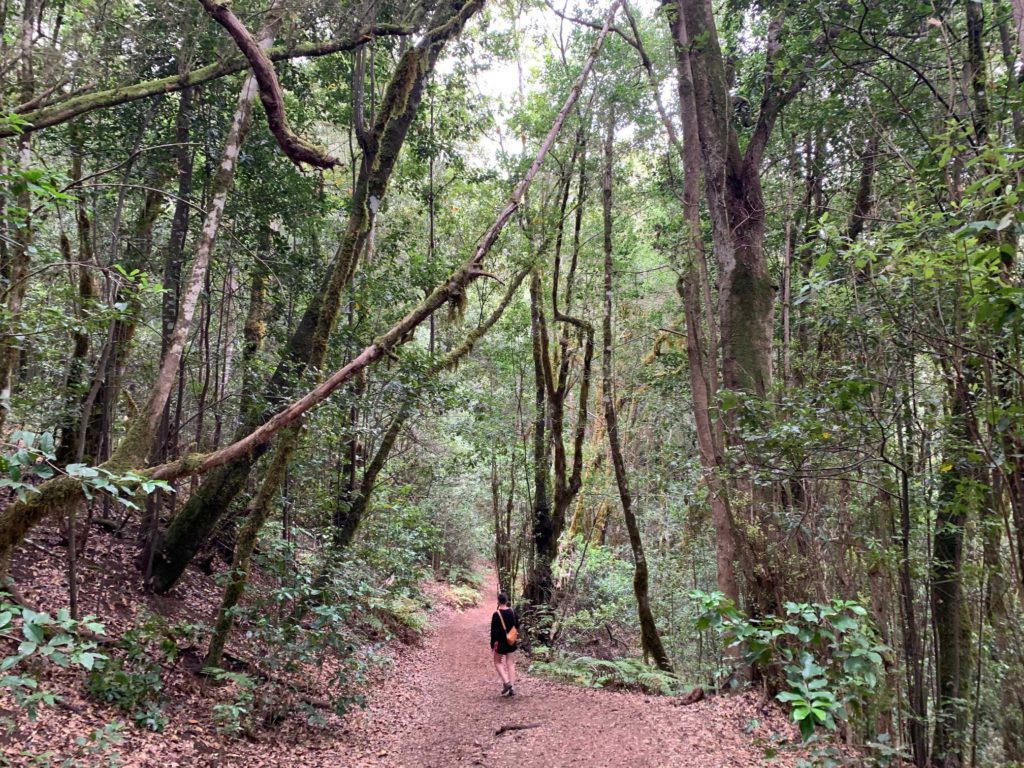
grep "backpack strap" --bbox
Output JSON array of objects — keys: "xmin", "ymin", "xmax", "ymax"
[{"xmin": 496, "ymin": 609, "xmax": 508, "ymax": 633}]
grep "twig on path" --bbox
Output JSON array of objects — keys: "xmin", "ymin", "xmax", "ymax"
[{"xmin": 495, "ymin": 724, "xmax": 542, "ymax": 736}]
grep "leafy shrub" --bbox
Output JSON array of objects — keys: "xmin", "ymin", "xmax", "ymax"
[
  {"xmin": 0, "ymin": 430, "xmax": 172, "ymax": 508},
  {"xmin": 551, "ymin": 539, "xmax": 643, "ymax": 650},
  {"xmin": 691, "ymin": 591, "xmax": 887, "ymax": 739},
  {"xmin": 85, "ymin": 611, "xmax": 188, "ymax": 732},
  {"xmin": 444, "ymin": 565, "xmax": 484, "ymax": 590},
  {"xmin": 0, "ymin": 596, "xmax": 106, "ymax": 720},
  {"xmin": 207, "ymin": 670, "xmax": 257, "ymax": 738},
  {"xmin": 353, "ymin": 499, "xmax": 438, "ymax": 592},
  {"xmin": 379, "ymin": 595, "xmax": 428, "ymax": 634},
  {"xmin": 222, "ymin": 534, "xmax": 375, "ymax": 724}
]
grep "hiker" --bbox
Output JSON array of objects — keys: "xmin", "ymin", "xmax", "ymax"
[{"xmin": 491, "ymin": 592, "xmax": 519, "ymax": 697}]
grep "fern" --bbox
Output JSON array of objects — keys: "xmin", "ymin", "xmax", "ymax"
[{"xmin": 530, "ymin": 653, "xmax": 680, "ymax": 695}]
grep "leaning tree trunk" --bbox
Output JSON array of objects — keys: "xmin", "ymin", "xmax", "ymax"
[{"xmin": 600, "ymin": 105, "xmax": 672, "ymax": 673}]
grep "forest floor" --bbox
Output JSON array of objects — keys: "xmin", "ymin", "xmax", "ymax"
[
  {"xmin": 1, "ymin": 518, "xmax": 814, "ymax": 767},
  {"xmin": 333, "ymin": 573, "xmax": 814, "ymax": 768}
]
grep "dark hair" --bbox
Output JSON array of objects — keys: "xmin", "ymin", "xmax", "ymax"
[{"xmin": 497, "ymin": 592, "xmax": 509, "ymax": 606}]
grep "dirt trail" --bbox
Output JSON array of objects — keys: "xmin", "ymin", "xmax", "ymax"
[{"xmin": 340, "ymin": 576, "xmax": 805, "ymax": 768}]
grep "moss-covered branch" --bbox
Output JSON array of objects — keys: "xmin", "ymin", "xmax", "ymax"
[{"xmin": 1, "ymin": 28, "xmax": 410, "ymax": 138}]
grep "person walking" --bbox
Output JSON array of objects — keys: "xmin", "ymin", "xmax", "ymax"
[{"xmin": 491, "ymin": 592, "xmax": 519, "ymax": 696}]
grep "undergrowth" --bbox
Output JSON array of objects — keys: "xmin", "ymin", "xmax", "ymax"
[{"xmin": 530, "ymin": 652, "xmax": 682, "ymax": 696}]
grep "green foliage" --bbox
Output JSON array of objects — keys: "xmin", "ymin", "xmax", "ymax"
[
  {"xmin": 530, "ymin": 653, "xmax": 680, "ymax": 695},
  {"xmin": 223, "ymin": 534, "xmax": 377, "ymax": 723},
  {"xmin": 0, "ymin": 595, "xmax": 106, "ymax": 721},
  {"xmin": 0, "ymin": 430, "xmax": 173, "ymax": 506},
  {"xmin": 553, "ymin": 539, "xmax": 641, "ymax": 645},
  {"xmin": 2, "ymin": 721, "xmax": 126, "ymax": 768},
  {"xmin": 84, "ymin": 610, "xmax": 197, "ymax": 732},
  {"xmin": 350, "ymin": 495, "xmax": 439, "ymax": 590},
  {"xmin": 207, "ymin": 670, "xmax": 257, "ymax": 738},
  {"xmin": 1, "ymin": 430, "xmax": 57, "ymax": 501},
  {"xmin": 443, "ymin": 563, "xmax": 484, "ymax": 590},
  {"xmin": 444, "ymin": 583, "xmax": 480, "ymax": 610},
  {"xmin": 692, "ymin": 591, "xmax": 886, "ymax": 740},
  {"xmin": 381, "ymin": 594, "xmax": 429, "ymax": 634}
]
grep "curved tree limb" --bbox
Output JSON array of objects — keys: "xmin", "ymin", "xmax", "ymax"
[{"xmin": 197, "ymin": 0, "xmax": 339, "ymax": 168}]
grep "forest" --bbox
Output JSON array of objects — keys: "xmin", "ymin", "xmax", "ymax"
[{"xmin": 1, "ymin": 0, "xmax": 1023, "ymax": 765}]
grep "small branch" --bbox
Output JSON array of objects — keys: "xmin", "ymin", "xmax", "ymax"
[
  {"xmin": 198, "ymin": 0, "xmax": 340, "ymax": 169},
  {"xmin": 495, "ymin": 723, "xmax": 542, "ymax": 735},
  {"xmin": 470, "ymin": 269, "xmax": 505, "ymax": 284}
]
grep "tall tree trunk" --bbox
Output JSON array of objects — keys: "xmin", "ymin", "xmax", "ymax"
[
  {"xmin": 897, "ymin": 372, "xmax": 928, "ymax": 768},
  {"xmin": 659, "ymin": 0, "xmax": 739, "ymax": 606},
  {"xmin": 524, "ymin": 270, "xmax": 554, "ymax": 606},
  {"xmin": 931, "ymin": 374, "xmax": 973, "ymax": 768},
  {"xmin": 55, "ymin": 148, "xmax": 97, "ymax": 465},
  {"xmin": 600, "ymin": 106, "xmax": 672, "ymax": 673},
  {"xmin": 0, "ymin": 0, "xmax": 36, "ymax": 433}
]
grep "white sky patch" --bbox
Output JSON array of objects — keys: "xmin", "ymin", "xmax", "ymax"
[{"xmin": 440, "ymin": 0, "xmax": 668, "ymax": 165}]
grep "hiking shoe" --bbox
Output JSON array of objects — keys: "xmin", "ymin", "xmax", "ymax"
[
  {"xmin": 501, "ymin": 683, "xmax": 512, "ymax": 696},
  {"xmin": 507, "ymin": 686, "xmax": 515, "ymax": 697}
]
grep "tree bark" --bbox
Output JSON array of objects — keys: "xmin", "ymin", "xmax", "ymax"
[{"xmin": 600, "ymin": 106, "xmax": 672, "ymax": 673}]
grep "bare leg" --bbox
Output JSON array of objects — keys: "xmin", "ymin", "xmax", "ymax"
[
  {"xmin": 506, "ymin": 652, "xmax": 517, "ymax": 686},
  {"xmin": 493, "ymin": 650, "xmax": 509, "ymax": 685}
]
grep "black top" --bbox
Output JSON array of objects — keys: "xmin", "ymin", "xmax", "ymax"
[{"xmin": 490, "ymin": 606, "xmax": 519, "ymax": 654}]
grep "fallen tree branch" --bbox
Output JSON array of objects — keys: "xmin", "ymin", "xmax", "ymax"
[
  {"xmin": 197, "ymin": 0, "xmax": 339, "ymax": 169},
  {"xmin": 495, "ymin": 723, "xmax": 542, "ymax": 735}
]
